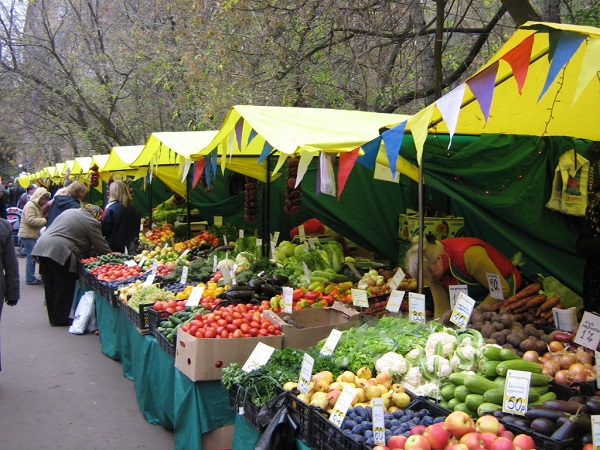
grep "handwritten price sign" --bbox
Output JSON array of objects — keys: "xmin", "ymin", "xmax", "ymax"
[
  {"xmin": 574, "ymin": 312, "xmax": 600, "ymax": 351},
  {"xmin": 408, "ymin": 293, "xmax": 426, "ymax": 323},
  {"xmin": 372, "ymin": 398, "xmax": 386, "ymax": 446},
  {"xmin": 242, "ymin": 342, "xmax": 276, "ymax": 373},
  {"xmin": 486, "ymin": 273, "xmax": 504, "ymax": 300},
  {"xmin": 329, "ymin": 386, "xmax": 357, "ymax": 428},
  {"xmin": 320, "ymin": 329, "xmax": 343, "ymax": 356},
  {"xmin": 450, "ymin": 292, "xmax": 475, "ymax": 329},
  {"xmin": 298, "ymin": 353, "xmax": 315, "ymax": 394},
  {"xmin": 502, "ymin": 369, "xmax": 531, "ymax": 416}
]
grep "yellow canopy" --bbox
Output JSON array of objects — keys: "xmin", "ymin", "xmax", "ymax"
[
  {"xmin": 103, "ymin": 146, "xmax": 145, "ymax": 172},
  {"xmin": 71, "ymin": 156, "xmax": 93, "ymax": 175},
  {"xmin": 92, "ymin": 154, "xmax": 110, "ymax": 171},
  {"xmin": 133, "ymin": 131, "xmax": 219, "ymax": 167}
]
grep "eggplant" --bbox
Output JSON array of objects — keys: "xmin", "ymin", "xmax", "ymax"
[
  {"xmin": 224, "ymin": 289, "xmax": 254, "ymax": 302},
  {"xmin": 248, "ymin": 277, "xmax": 266, "ymax": 291},
  {"xmin": 215, "ymin": 245, "xmax": 235, "ymax": 252},
  {"xmin": 525, "ymin": 406, "xmax": 568, "ymax": 422},
  {"xmin": 266, "ymin": 274, "xmax": 289, "ymax": 286},
  {"xmin": 542, "ymin": 399, "xmax": 588, "ymax": 415},
  {"xmin": 530, "ymin": 418, "xmax": 557, "ymax": 436},
  {"xmin": 586, "ymin": 397, "xmax": 600, "ymax": 414},
  {"xmin": 550, "ymin": 416, "xmax": 577, "ymax": 441},
  {"xmin": 260, "ymin": 283, "xmax": 280, "ymax": 297}
]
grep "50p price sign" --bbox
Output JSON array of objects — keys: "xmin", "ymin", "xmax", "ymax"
[
  {"xmin": 502, "ymin": 369, "xmax": 531, "ymax": 416},
  {"xmin": 329, "ymin": 385, "xmax": 357, "ymax": 428},
  {"xmin": 408, "ymin": 293, "xmax": 426, "ymax": 323}
]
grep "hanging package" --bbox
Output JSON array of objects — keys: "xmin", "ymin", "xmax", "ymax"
[{"xmin": 546, "ymin": 149, "xmax": 590, "ymax": 216}]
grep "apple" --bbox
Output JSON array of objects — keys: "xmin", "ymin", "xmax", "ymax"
[
  {"xmin": 480, "ymin": 432, "xmax": 498, "ymax": 448},
  {"xmin": 445, "ymin": 411, "xmax": 476, "ymax": 438},
  {"xmin": 410, "ymin": 424, "xmax": 427, "ymax": 435},
  {"xmin": 388, "ymin": 435, "xmax": 408, "ymax": 449},
  {"xmin": 373, "ymin": 447, "xmax": 391, "ymax": 450},
  {"xmin": 423, "ymin": 423, "xmax": 450, "ymax": 450},
  {"xmin": 489, "ymin": 437, "xmax": 515, "ymax": 450},
  {"xmin": 498, "ymin": 430, "xmax": 514, "ymax": 441},
  {"xmin": 444, "ymin": 444, "xmax": 469, "ymax": 450},
  {"xmin": 512, "ymin": 434, "xmax": 535, "ymax": 450},
  {"xmin": 475, "ymin": 415, "xmax": 500, "ymax": 434},
  {"xmin": 459, "ymin": 432, "xmax": 484, "ymax": 450},
  {"xmin": 405, "ymin": 434, "xmax": 432, "ymax": 450}
]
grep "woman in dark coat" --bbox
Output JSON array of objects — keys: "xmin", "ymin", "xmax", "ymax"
[
  {"xmin": 102, "ymin": 180, "xmax": 141, "ymax": 252},
  {"xmin": 45, "ymin": 181, "xmax": 88, "ymax": 228},
  {"xmin": 0, "ymin": 218, "xmax": 20, "ymax": 370}
]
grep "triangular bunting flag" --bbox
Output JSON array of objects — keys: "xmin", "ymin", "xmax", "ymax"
[
  {"xmin": 573, "ymin": 38, "xmax": 600, "ymax": 105},
  {"xmin": 211, "ymin": 150, "xmax": 218, "ymax": 177},
  {"xmin": 295, "ymin": 150, "xmax": 314, "ymax": 188},
  {"xmin": 192, "ymin": 159, "xmax": 205, "ymax": 188},
  {"xmin": 248, "ymin": 129, "xmax": 258, "ymax": 145},
  {"xmin": 204, "ymin": 157, "xmax": 212, "ymax": 188},
  {"xmin": 337, "ymin": 148, "xmax": 360, "ymax": 200},
  {"xmin": 257, "ymin": 141, "xmax": 274, "ymax": 164},
  {"xmin": 539, "ymin": 31, "xmax": 587, "ymax": 102},
  {"xmin": 273, "ymin": 153, "xmax": 287, "ymax": 175},
  {"xmin": 500, "ymin": 33, "xmax": 535, "ymax": 94},
  {"xmin": 317, "ymin": 152, "xmax": 336, "ymax": 196},
  {"xmin": 181, "ymin": 158, "xmax": 192, "ymax": 183},
  {"xmin": 234, "ymin": 117, "xmax": 244, "ymax": 150},
  {"xmin": 357, "ymin": 137, "xmax": 381, "ymax": 169},
  {"xmin": 382, "ymin": 121, "xmax": 407, "ymax": 178},
  {"xmin": 466, "ymin": 61, "xmax": 499, "ymax": 122},
  {"xmin": 435, "ymin": 83, "xmax": 466, "ymax": 149},
  {"xmin": 408, "ymin": 103, "xmax": 435, "ymax": 165}
]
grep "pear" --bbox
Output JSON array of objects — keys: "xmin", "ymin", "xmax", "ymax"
[
  {"xmin": 364, "ymin": 384, "xmax": 382, "ymax": 400},
  {"xmin": 392, "ymin": 392, "xmax": 411, "ymax": 408},
  {"xmin": 356, "ymin": 367, "xmax": 372, "ymax": 379}
]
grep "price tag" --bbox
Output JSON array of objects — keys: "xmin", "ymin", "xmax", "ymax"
[
  {"xmin": 151, "ymin": 259, "xmax": 159, "ymax": 274},
  {"xmin": 386, "ymin": 290, "xmax": 405, "ymax": 313},
  {"xmin": 346, "ymin": 262, "xmax": 362, "ymax": 280},
  {"xmin": 282, "ymin": 286, "xmax": 294, "ymax": 314},
  {"xmin": 298, "ymin": 353, "xmax": 315, "ymax": 394},
  {"xmin": 449, "ymin": 284, "xmax": 468, "ymax": 311},
  {"xmin": 223, "ymin": 235, "xmax": 228, "ymax": 246},
  {"xmin": 272, "ymin": 231, "xmax": 280, "ymax": 245},
  {"xmin": 592, "ymin": 415, "xmax": 600, "ymax": 449},
  {"xmin": 180, "ymin": 266, "xmax": 189, "ymax": 285},
  {"xmin": 214, "ymin": 216, "xmax": 223, "ymax": 226},
  {"xmin": 239, "ymin": 229, "xmax": 244, "ymax": 238},
  {"xmin": 320, "ymin": 329, "xmax": 343, "ymax": 356},
  {"xmin": 329, "ymin": 385, "xmax": 357, "ymax": 428},
  {"xmin": 302, "ymin": 262, "xmax": 311, "ymax": 282},
  {"xmin": 553, "ymin": 307, "xmax": 577, "ymax": 332},
  {"xmin": 231, "ymin": 264, "xmax": 238, "ymax": 285},
  {"xmin": 255, "ymin": 238, "xmax": 262, "ymax": 259},
  {"xmin": 450, "ymin": 292, "xmax": 476, "ymax": 329},
  {"xmin": 408, "ymin": 292, "xmax": 426, "ymax": 323},
  {"xmin": 163, "ymin": 241, "xmax": 170, "ymax": 249},
  {"xmin": 186, "ymin": 286, "xmax": 204, "ymax": 307},
  {"xmin": 502, "ymin": 369, "xmax": 531, "ymax": 415},
  {"xmin": 575, "ymin": 312, "xmax": 600, "ymax": 351},
  {"xmin": 137, "ymin": 256, "xmax": 147, "ymax": 268},
  {"xmin": 125, "ymin": 259, "xmax": 137, "ymax": 267},
  {"xmin": 213, "ymin": 255, "xmax": 217, "ymax": 272},
  {"xmin": 221, "ymin": 265, "xmax": 232, "ymax": 286},
  {"xmin": 307, "ymin": 237, "xmax": 319, "ymax": 248},
  {"xmin": 143, "ymin": 273, "xmax": 156, "ymax": 287},
  {"xmin": 596, "ymin": 352, "xmax": 600, "ymax": 389},
  {"xmin": 124, "ymin": 246, "xmax": 129, "ymax": 255},
  {"xmin": 387, "ymin": 267, "xmax": 406, "ymax": 291},
  {"xmin": 179, "ymin": 249, "xmax": 190, "ymax": 259},
  {"xmin": 371, "ymin": 398, "xmax": 386, "ymax": 446},
  {"xmin": 486, "ymin": 273, "xmax": 504, "ymax": 300},
  {"xmin": 241, "ymin": 342, "xmax": 276, "ymax": 373},
  {"xmin": 298, "ymin": 224, "xmax": 306, "ymax": 242},
  {"xmin": 351, "ymin": 289, "xmax": 369, "ymax": 308}
]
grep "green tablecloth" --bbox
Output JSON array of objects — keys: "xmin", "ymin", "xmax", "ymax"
[
  {"xmin": 94, "ymin": 292, "xmax": 235, "ymax": 450},
  {"xmin": 232, "ymin": 414, "xmax": 311, "ymax": 450}
]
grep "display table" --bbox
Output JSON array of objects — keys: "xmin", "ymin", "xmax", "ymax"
[
  {"xmin": 94, "ymin": 291, "xmax": 235, "ymax": 450},
  {"xmin": 232, "ymin": 414, "xmax": 311, "ymax": 450}
]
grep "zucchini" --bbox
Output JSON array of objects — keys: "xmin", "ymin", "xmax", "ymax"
[
  {"xmin": 464, "ymin": 375, "xmax": 500, "ymax": 395},
  {"xmin": 447, "ymin": 398, "xmax": 461, "ymax": 410},
  {"xmin": 465, "ymin": 393, "xmax": 485, "ymax": 412},
  {"xmin": 529, "ymin": 384, "xmax": 550, "ymax": 396},
  {"xmin": 529, "ymin": 391, "xmax": 557, "ymax": 406},
  {"xmin": 496, "ymin": 360, "xmax": 542, "ymax": 376},
  {"xmin": 529, "ymin": 373, "xmax": 553, "ymax": 386},
  {"xmin": 494, "ymin": 376, "xmax": 506, "ymax": 387},
  {"xmin": 453, "ymin": 402, "xmax": 478, "ymax": 417},
  {"xmin": 481, "ymin": 345, "xmax": 503, "ymax": 361},
  {"xmin": 310, "ymin": 271, "xmax": 334, "ymax": 279},
  {"xmin": 309, "ymin": 276, "xmax": 329, "ymax": 284},
  {"xmin": 453, "ymin": 385, "xmax": 470, "ymax": 402},
  {"xmin": 499, "ymin": 348, "xmax": 521, "ymax": 361},
  {"xmin": 477, "ymin": 402, "xmax": 502, "ymax": 417},
  {"xmin": 483, "ymin": 388, "xmax": 539, "ymax": 405},
  {"xmin": 449, "ymin": 372, "xmax": 469, "ymax": 386},
  {"xmin": 479, "ymin": 360, "xmax": 501, "ymax": 378},
  {"xmin": 441, "ymin": 383, "xmax": 457, "ymax": 401},
  {"xmin": 328, "ymin": 274, "xmax": 351, "ymax": 283}
]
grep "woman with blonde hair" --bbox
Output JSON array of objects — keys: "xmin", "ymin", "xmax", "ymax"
[
  {"xmin": 46, "ymin": 181, "xmax": 88, "ymax": 228},
  {"xmin": 405, "ymin": 234, "xmax": 522, "ymax": 318},
  {"xmin": 102, "ymin": 180, "xmax": 141, "ymax": 252}
]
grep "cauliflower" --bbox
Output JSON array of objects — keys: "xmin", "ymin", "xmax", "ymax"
[
  {"xmin": 375, "ymin": 352, "xmax": 408, "ymax": 377},
  {"xmin": 399, "ymin": 366, "xmax": 424, "ymax": 392},
  {"xmin": 411, "ymin": 382, "xmax": 442, "ymax": 400},
  {"xmin": 425, "ymin": 330, "xmax": 458, "ymax": 357},
  {"xmin": 421, "ymin": 355, "xmax": 453, "ymax": 381}
]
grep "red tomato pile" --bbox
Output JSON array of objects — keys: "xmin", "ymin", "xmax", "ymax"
[
  {"xmin": 90, "ymin": 263, "xmax": 144, "ymax": 282},
  {"xmin": 181, "ymin": 302, "xmax": 280, "ymax": 339},
  {"xmin": 152, "ymin": 299, "xmax": 188, "ymax": 314}
]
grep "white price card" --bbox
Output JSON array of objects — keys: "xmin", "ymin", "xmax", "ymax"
[
  {"xmin": 255, "ymin": 238, "xmax": 262, "ymax": 258},
  {"xmin": 298, "ymin": 224, "xmax": 306, "ymax": 242},
  {"xmin": 449, "ymin": 284, "xmax": 468, "ymax": 311},
  {"xmin": 387, "ymin": 267, "xmax": 406, "ymax": 291},
  {"xmin": 298, "ymin": 353, "xmax": 315, "ymax": 394},
  {"xmin": 230, "ymin": 264, "xmax": 238, "ymax": 285},
  {"xmin": 408, "ymin": 292, "xmax": 426, "ymax": 323},
  {"xmin": 124, "ymin": 246, "xmax": 129, "ymax": 255},
  {"xmin": 282, "ymin": 286, "xmax": 294, "ymax": 314},
  {"xmin": 386, "ymin": 290, "xmax": 406, "ymax": 313},
  {"xmin": 179, "ymin": 249, "xmax": 190, "ymax": 259},
  {"xmin": 486, "ymin": 273, "xmax": 504, "ymax": 300},
  {"xmin": 351, "ymin": 289, "xmax": 369, "ymax": 308},
  {"xmin": 320, "ymin": 329, "xmax": 343, "ymax": 356},
  {"xmin": 186, "ymin": 286, "xmax": 205, "ymax": 307},
  {"xmin": 125, "ymin": 259, "xmax": 138, "ymax": 267},
  {"xmin": 270, "ymin": 242, "xmax": 277, "ymax": 260},
  {"xmin": 242, "ymin": 342, "xmax": 276, "ymax": 373},
  {"xmin": 272, "ymin": 231, "xmax": 280, "ymax": 245},
  {"xmin": 371, "ymin": 398, "xmax": 386, "ymax": 446},
  {"xmin": 239, "ymin": 229, "xmax": 244, "ymax": 238},
  {"xmin": 137, "ymin": 256, "xmax": 147, "ymax": 268},
  {"xmin": 221, "ymin": 267, "xmax": 232, "ymax": 286},
  {"xmin": 502, "ymin": 369, "xmax": 531, "ymax": 416},
  {"xmin": 592, "ymin": 415, "xmax": 600, "ymax": 449},
  {"xmin": 596, "ymin": 352, "xmax": 600, "ymax": 389},
  {"xmin": 302, "ymin": 262, "xmax": 311, "ymax": 282},
  {"xmin": 163, "ymin": 241, "xmax": 170, "ymax": 249},
  {"xmin": 180, "ymin": 266, "xmax": 189, "ymax": 285},
  {"xmin": 329, "ymin": 385, "xmax": 357, "ymax": 428},
  {"xmin": 214, "ymin": 216, "xmax": 223, "ymax": 226},
  {"xmin": 450, "ymin": 292, "xmax": 476, "ymax": 329},
  {"xmin": 346, "ymin": 262, "xmax": 362, "ymax": 280},
  {"xmin": 213, "ymin": 255, "xmax": 218, "ymax": 272},
  {"xmin": 575, "ymin": 312, "xmax": 600, "ymax": 351},
  {"xmin": 553, "ymin": 307, "xmax": 577, "ymax": 332},
  {"xmin": 143, "ymin": 273, "xmax": 156, "ymax": 287},
  {"xmin": 223, "ymin": 235, "xmax": 228, "ymax": 246},
  {"xmin": 152, "ymin": 259, "xmax": 159, "ymax": 274}
]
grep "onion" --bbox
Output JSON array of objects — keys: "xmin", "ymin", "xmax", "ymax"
[
  {"xmin": 568, "ymin": 363, "xmax": 588, "ymax": 377},
  {"xmin": 572, "ymin": 371, "xmax": 589, "ymax": 383},
  {"xmin": 548, "ymin": 341, "xmax": 565, "ymax": 352},
  {"xmin": 542, "ymin": 359, "xmax": 561, "ymax": 376},
  {"xmin": 522, "ymin": 350, "xmax": 540, "ymax": 362},
  {"xmin": 554, "ymin": 369, "xmax": 572, "ymax": 385},
  {"xmin": 558, "ymin": 353, "xmax": 577, "ymax": 369},
  {"xmin": 576, "ymin": 348, "xmax": 593, "ymax": 365}
]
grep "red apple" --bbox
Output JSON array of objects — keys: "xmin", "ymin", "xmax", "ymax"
[
  {"xmin": 423, "ymin": 423, "xmax": 450, "ymax": 450},
  {"xmin": 512, "ymin": 434, "xmax": 535, "ymax": 450},
  {"xmin": 498, "ymin": 423, "xmax": 505, "ymax": 433},
  {"xmin": 445, "ymin": 411, "xmax": 476, "ymax": 439},
  {"xmin": 489, "ymin": 437, "xmax": 515, "ymax": 450},
  {"xmin": 498, "ymin": 430, "xmax": 514, "ymax": 441},
  {"xmin": 475, "ymin": 415, "xmax": 500, "ymax": 434},
  {"xmin": 410, "ymin": 424, "xmax": 428, "ymax": 435},
  {"xmin": 459, "ymin": 432, "xmax": 484, "ymax": 450},
  {"xmin": 373, "ymin": 447, "xmax": 391, "ymax": 450},
  {"xmin": 405, "ymin": 434, "xmax": 432, "ymax": 450},
  {"xmin": 480, "ymin": 432, "xmax": 498, "ymax": 448},
  {"xmin": 388, "ymin": 435, "xmax": 408, "ymax": 449},
  {"xmin": 444, "ymin": 444, "xmax": 469, "ymax": 450}
]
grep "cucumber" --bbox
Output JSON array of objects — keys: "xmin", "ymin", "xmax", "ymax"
[
  {"xmin": 479, "ymin": 360, "xmax": 502, "ymax": 378},
  {"xmin": 168, "ymin": 315, "xmax": 183, "ymax": 325},
  {"xmin": 483, "ymin": 388, "xmax": 539, "ymax": 405},
  {"xmin": 310, "ymin": 271, "xmax": 335, "ymax": 279},
  {"xmin": 465, "ymin": 393, "xmax": 485, "ymax": 412},
  {"xmin": 328, "ymin": 274, "xmax": 351, "ymax": 283},
  {"xmin": 477, "ymin": 402, "xmax": 502, "ymax": 417},
  {"xmin": 454, "ymin": 402, "xmax": 478, "ymax": 417},
  {"xmin": 530, "ymin": 373, "xmax": 553, "ymax": 386},
  {"xmin": 438, "ymin": 400, "xmax": 450, "ymax": 409},
  {"xmin": 447, "ymin": 398, "xmax": 461, "ymax": 410},
  {"xmin": 481, "ymin": 345, "xmax": 503, "ymax": 361},
  {"xmin": 494, "ymin": 376, "xmax": 506, "ymax": 387},
  {"xmin": 499, "ymin": 348, "xmax": 521, "ymax": 361},
  {"xmin": 529, "ymin": 384, "xmax": 550, "ymax": 396},
  {"xmin": 441, "ymin": 383, "xmax": 457, "ymax": 401},
  {"xmin": 464, "ymin": 375, "xmax": 501, "ymax": 395},
  {"xmin": 449, "ymin": 372, "xmax": 469, "ymax": 386},
  {"xmin": 309, "ymin": 276, "xmax": 329, "ymax": 284},
  {"xmin": 453, "ymin": 385, "xmax": 470, "ymax": 402},
  {"xmin": 529, "ymin": 391, "xmax": 557, "ymax": 406},
  {"xmin": 496, "ymin": 360, "xmax": 542, "ymax": 376}
]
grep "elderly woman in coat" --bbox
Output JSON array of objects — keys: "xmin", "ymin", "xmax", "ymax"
[
  {"xmin": 0, "ymin": 217, "xmax": 20, "ymax": 370},
  {"xmin": 18, "ymin": 187, "xmax": 51, "ymax": 285},
  {"xmin": 32, "ymin": 205, "xmax": 111, "ymax": 327}
]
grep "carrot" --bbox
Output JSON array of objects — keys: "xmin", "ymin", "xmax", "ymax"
[
  {"xmin": 503, "ymin": 282, "xmax": 542, "ymax": 306},
  {"xmin": 537, "ymin": 296, "xmax": 561, "ymax": 314},
  {"xmin": 513, "ymin": 294, "xmax": 548, "ymax": 313},
  {"xmin": 502, "ymin": 297, "xmax": 530, "ymax": 312}
]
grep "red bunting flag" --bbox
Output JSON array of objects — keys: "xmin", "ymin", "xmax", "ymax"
[
  {"xmin": 500, "ymin": 33, "xmax": 535, "ymax": 94},
  {"xmin": 192, "ymin": 159, "xmax": 205, "ymax": 188},
  {"xmin": 337, "ymin": 148, "xmax": 360, "ymax": 200}
]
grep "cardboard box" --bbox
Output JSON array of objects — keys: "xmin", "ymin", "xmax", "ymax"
[
  {"xmin": 398, "ymin": 213, "xmax": 464, "ymax": 241},
  {"xmin": 263, "ymin": 302, "xmax": 360, "ymax": 350},
  {"xmin": 175, "ymin": 330, "xmax": 283, "ymax": 382},
  {"xmin": 201, "ymin": 424, "xmax": 234, "ymax": 450}
]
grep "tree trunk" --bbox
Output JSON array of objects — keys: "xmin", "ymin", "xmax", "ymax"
[
  {"xmin": 500, "ymin": 0, "xmax": 541, "ymax": 26},
  {"xmin": 542, "ymin": 0, "xmax": 562, "ymax": 23}
]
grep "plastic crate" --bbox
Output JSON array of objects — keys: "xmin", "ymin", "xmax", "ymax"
[
  {"xmin": 286, "ymin": 392, "xmax": 315, "ymax": 446},
  {"xmin": 147, "ymin": 307, "xmax": 171, "ymax": 337},
  {"xmin": 121, "ymin": 302, "xmax": 154, "ymax": 330},
  {"xmin": 550, "ymin": 380, "xmax": 597, "ymax": 399},
  {"xmin": 227, "ymin": 384, "xmax": 264, "ymax": 431},
  {"xmin": 500, "ymin": 416, "xmax": 578, "ymax": 450},
  {"xmin": 155, "ymin": 329, "xmax": 175, "ymax": 358}
]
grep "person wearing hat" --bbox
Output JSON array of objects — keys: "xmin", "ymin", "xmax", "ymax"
[
  {"xmin": 18, "ymin": 187, "xmax": 51, "ymax": 285},
  {"xmin": 32, "ymin": 205, "xmax": 111, "ymax": 326}
]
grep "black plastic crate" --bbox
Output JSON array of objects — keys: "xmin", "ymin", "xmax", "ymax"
[
  {"xmin": 286, "ymin": 392, "xmax": 315, "ymax": 446},
  {"xmin": 122, "ymin": 302, "xmax": 154, "ymax": 330},
  {"xmin": 500, "ymin": 416, "xmax": 578, "ymax": 450},
  {"xmin": 550, "ymin": 380, "xmax": 597, "ymax": 400},
  {"xmin": 227, "ymin": 383, "xmax": 264, "ymax": 431},
  {"xmin": 147, "ymin": 307, "xmax": 171, "ymax": 337},
  {"xmin": 155, "ymin": 329, "xmax": 175, "ymax": 358}
]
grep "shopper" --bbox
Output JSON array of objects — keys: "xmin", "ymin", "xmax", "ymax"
[
  {"xmin": 32, "ymin": 205, "xmax": 111, "ymax": 327},
  {"xmin": 405, "ymin": 235, "xmax": 522, "ymax": 318},
  {"xmin": 18, "ymin": 187, "xmax": 51, "ymax": 285},
  {"xmin": 17, "ymin": 184, "xmax": 37, "ymax": 210},
  {"xmin": 7, "ymin": 181, "xmax": 24, "ymax": 208},
  {"xmin": 102, "ymin": 180, "xmax": 141, "ymax": 253},
  {"xmin": 45, "ymin": 181, "xmax": 88, "ymax": 228},
  {"xmin": 0, "ymin": 217, "xmax": 20, "ymax": 370},
  {"xmin": 0, "ymin": 184, "xmax": 6, "ymax": 219}
]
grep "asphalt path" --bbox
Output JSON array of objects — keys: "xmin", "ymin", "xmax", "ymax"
[{"xmin": 0, "ymin": 255, "xmax": 175, "ymax": 449}]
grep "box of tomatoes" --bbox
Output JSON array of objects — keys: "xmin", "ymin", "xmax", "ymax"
[{"xmin": 174, "ymin": 303, "xmax": 284, "ymax": 381}]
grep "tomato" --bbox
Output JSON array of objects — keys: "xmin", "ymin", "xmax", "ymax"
[
  {"xmin": 189, "ymin": 325, "xmax": 199, "ymax": 335},
  {"xmin": 195, "ymin": 330, "xmax": 205, "ymax": 338},
  {"xmin": 204, "ymin": 330, "xmax": 215, "ymax": 338},
  {"xmin": 240, "ymin": 323, "xmax": 250, "ymax": 334},
  {"xmin": 258, "ymin": 329, "xmax": 268, "ymax": 336},
  {"xmin": 217, "ymin": 318, "xmax": 227, "ymax": 327},
  {"xmin": 250, "ymin": 321, "xmax": 260, "ymax": 329},
  {"xmin": 153, "ymin": 302, "xmax": 164, "ymax": 311},
  {"xmin": 220, "ymin": 330, "xmax": 229, "ymax": 338},
  {"xmin": 232, "ymin": 318, "xmax": 243, "ymax": 327},
  {"xmin": 167, "ymin": 300, "xmax": 177, "ymax": 309},
  {"xmin": 165, "ymin": 307, "xmax": 175, "ymax": 314},
  {"xmin": 232, "ymin": 311, "xmax": 243, "ymax": 319},
  {"xmin": 267, "ymin": 325, "xmax": 275, "ymax": 334},
  {"xmin": 225, "ymin": 324, "xmax": 237, "ymax": 333},
  {"xmin": 232, "ymin": 329, "xmax": 243, "ymax": 338},
  {"xmin": 175, "ymin": 305, "xmax": 185, "ymax": 312},
  {"xmin": 249, "ymin": 328, "xmax": 259, "ymax": 337},
  {"xmin": 190, "ymin": 319, "xmax": 203, "ymax": 327},
  {"xmin": 225, "ymin": 315, "xmax": 233, "ymax": 324}
]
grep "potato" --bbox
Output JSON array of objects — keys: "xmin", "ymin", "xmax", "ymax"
[{"xmin": 490, "ymin": 331, "xmax": 506, "ymax": 345}]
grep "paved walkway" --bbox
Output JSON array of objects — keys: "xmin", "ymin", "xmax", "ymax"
[{"xmin": 0, "ymin": 256, "xmax": 175, "ymax": 450}]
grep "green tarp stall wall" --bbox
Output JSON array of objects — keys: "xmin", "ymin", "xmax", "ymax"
[{"xmin": 396, "ymin": 132, "xmax": 592, "ymax": 296}]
